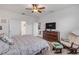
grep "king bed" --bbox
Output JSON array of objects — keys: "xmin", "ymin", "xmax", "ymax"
[{"xmin": 0, "ymin": 35, "xmax": 49, "ymax": 55}]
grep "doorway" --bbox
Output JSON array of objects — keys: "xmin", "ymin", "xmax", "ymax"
[{"xmin": 21, "ymin": 21, "xmax": 26, "ymax": 35}]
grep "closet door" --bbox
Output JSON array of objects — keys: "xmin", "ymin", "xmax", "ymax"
[{"xmin": 21, "ymin": 21, "xmax": 26, "ymax": 35}]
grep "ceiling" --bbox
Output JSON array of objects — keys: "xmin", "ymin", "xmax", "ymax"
[{"xmin": 0, "ymin": 4, "xmax": 76, "ymax": 15}]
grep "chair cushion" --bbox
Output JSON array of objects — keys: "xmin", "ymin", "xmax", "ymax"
[
  {"xmin": 60, "ymin": 40, "xmax": 71, "ymax": 47},
  {"xmin": 68, "ymin": 32, "xmax": 77, "ymax": 43},
  {"xmin": 68, "ymin": 32, "xmax": 79, "ymax": 46},
  {"xmin": 52, "ymin": 42, "xmax": 63, "ymax": 49},
  {"xmin": 60, "ymin": 40, "xmax": 79, "ymax": 48}
]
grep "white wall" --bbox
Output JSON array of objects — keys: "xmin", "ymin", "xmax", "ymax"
[
  {"xmin": 33, "ymin": 23, "xmax": 39, "ymax": 36},
  {"xmin": 21, "ymin": 16, "xmax": 38, "ymax": 35},
  {"xmin": 0, "ymin": 9, "xmax": 37, "ymax": 37},
  {"xmin": 39, "ymin": 5, "xmax": 79, "ymax": 39}
]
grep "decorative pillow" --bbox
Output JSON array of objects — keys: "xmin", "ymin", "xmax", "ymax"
[
  {"xmin": 0, "ymin": 40, "xmax": 10, "ymax": 54},
  {"xmin": 0, "ymin": 35, "xmax": 14, "ymax": 45},
  {"xmin": 0, "ymin": 33, "xmax": 4, "ymax": 39},
  {"xmin": 68, "ymin": 32, "xmax": 77, "ymax": 43}
]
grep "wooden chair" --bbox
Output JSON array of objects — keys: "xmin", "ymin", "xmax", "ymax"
[{"xmin": 68, "ymin": 43, "xmax": 79, "ymax": 54}]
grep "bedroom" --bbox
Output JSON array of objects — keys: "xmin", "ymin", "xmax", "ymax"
[{"xmin": 0, "ymin": 4, "xmax": 79, "ymax": 55}]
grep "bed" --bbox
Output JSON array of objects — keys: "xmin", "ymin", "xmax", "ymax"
[{"xmin": 0, "ymin": 35, "xmax": 49, "ymax": 55}]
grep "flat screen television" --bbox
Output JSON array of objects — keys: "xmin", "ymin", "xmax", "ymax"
[{"xmin": 46, "ymin": 22, "xmax": 56, "ymax": 29}]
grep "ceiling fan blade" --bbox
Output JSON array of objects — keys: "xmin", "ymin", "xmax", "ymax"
[
  {"xmin": 32, "ymin": 4, "xmax": 35, "ymax": 7},
  {"xmin": 25, "ymin": 8, "xmax": 32, "ymax": 10},
  {"xmin": 32, "ymin": 4, "xmax": 38, "ymax": 6},
  {"xmin": 32, "ymin": 11, "xmax": 34, "ymax": 13},
  {"xmin": 32, "ymin": 4, "xmax": 39, "ymax": 9},
  {"xmin": 39, "ymin": 7, "xmax": 45, "ymax": 9},
  {"xmin": 38, "ymin": 10, "xmax": 42, "ymax": 13}
]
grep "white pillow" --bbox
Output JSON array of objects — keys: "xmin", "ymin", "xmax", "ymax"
[
  {"xmin": 0, "ymin": 40, "xmax": 10, "ymax": 54},
  {"xmin": 72, "ymin": 30, "xmax": 79, "ymax": 36},
  {"xmin": 0, "ymin": 33, "xmax": 4, "ymax": 38},
  {"xmin": 1, "ymin": 35, "xmax": 14, "ymax": 45}
]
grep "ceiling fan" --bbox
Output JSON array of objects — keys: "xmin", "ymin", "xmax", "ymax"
[{"xmin": 25, "ymin": 4, "xmax": 45, "ymax": 13}]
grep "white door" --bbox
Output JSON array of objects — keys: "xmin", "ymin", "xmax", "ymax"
[{"xmin": 21, "ymin": 21, "xmax": 26, "ymax": 35}]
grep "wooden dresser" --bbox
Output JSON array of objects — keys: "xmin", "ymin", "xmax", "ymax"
[{"xmin": 43, "ymin": 31, "xmax": 59, "ymax": 42}]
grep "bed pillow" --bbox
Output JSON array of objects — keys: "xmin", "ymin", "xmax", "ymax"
[
  {"xmin": 0, "ymin": 33, "xmax": 4, "ymax": 39},
  {"xmin": 0, "ymin": 40, "xmax": 10, "ymax": 54},
  {"xmin": 0, "ymin": 35, "xmax": 14, "ymax": 45}
]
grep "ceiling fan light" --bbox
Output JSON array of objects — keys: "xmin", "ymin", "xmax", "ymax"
[
  {"xmin": 34, "ymin": 9, "xmax": 38, "ymax": 12},
  {"xmin": 32, "ymin": 8, "xmax": 38, "ymax": 12}
]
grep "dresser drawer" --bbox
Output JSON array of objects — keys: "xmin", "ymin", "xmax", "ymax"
[{"xmin": 43, "ymin": 31, "xmax": 59, "ymax": 42}]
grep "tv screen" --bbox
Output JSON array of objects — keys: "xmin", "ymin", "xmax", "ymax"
[{"xmin": 46, "ymin": 22, "xmax": 56, "ymax": 29}]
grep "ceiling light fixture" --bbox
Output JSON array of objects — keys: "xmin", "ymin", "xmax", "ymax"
[{"xmin": 25, "ymin": 4, "xmax": 45, "ymax": 13}]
